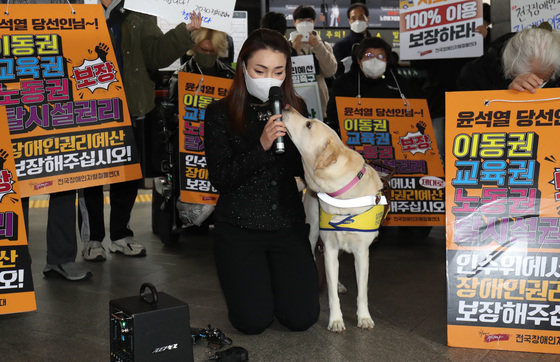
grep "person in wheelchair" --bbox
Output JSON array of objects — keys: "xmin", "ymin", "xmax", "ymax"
[
  {"xmin": 168, "ymin": 28, "xmax": 235, "ymax": 106},
  {"xmin": 153, "ymin": 29, "xmax": 235, "ymax": 243}
]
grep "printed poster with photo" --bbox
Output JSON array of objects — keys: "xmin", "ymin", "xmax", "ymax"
[
  {"xmin": 446, "ymin": 88, "xmax": 560, "ymax": 353},
  {"xmin": 178, "ymin": 72, "xmax": 232, "ymax": 205},
  {"xmin": 336, "ymin": 97, "xmax": 445, "ymax": 227},
  {"xmin": 0, "ymin": 106, "xmax": 36, "ymax": 315},
  {"xmin": 399, "ymin": 0, "xmax": 484, "ymax": 60},
  {"xmin": 2, "ymin": 4, "xmax": 142, "ymax": 197}
]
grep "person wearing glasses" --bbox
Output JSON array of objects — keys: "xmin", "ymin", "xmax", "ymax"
[{"xmin": 326, "ymin": 36, "xmax": 414, "ymax": 134}]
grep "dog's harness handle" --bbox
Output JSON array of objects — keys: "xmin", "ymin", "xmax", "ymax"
[{"xmin": 367, "ymin": 160, "xmax": 395, "ymax": 218}]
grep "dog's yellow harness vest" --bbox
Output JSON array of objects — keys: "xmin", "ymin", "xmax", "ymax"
[{"xmin": 319, "ymin": 204, "xmax": 388, "ymax": 232}]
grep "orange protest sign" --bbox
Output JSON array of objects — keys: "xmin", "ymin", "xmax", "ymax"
[
  {"xmin": 446, "ymin": 88, "xmax": 560, "ymax": 354},
  {"xmin": 3, "ymin": 4, "xmax": 141, "ymax": 197},
  {"xmin": 178, "ymin": 72, "xmax": 232, "ymax": 204},
  {"xmin": 336, "ymin": 97, "xmax": 445, "ymax": 226},
  {"xmin": 0, "ymin": 107, "xmax": 36, "ymax": 315}
]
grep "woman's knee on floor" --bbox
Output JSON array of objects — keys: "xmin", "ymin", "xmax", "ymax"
[
  {"xmin": 229, "ymin": 309, "xmax": 274, "ymax": 335},
  {"xmin": 276, "ymin": 305, "xmax": 320, "ymax": 332}
]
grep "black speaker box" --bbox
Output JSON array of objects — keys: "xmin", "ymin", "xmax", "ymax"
[{"xmin": 109, "ymin": 286, "xmax": 193, "ymax": 362}]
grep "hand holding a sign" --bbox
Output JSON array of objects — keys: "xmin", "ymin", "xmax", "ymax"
[
  {"xmin": 185, "ymin": 11, "xmax": 202, "ymax": 32},
  {"xmin": 260, "ymin": 114, "xmax": 287, "ymax": 151},
  {"xmin": 508, "ymin": 73, "xmax": 545, "ymax": 94}
]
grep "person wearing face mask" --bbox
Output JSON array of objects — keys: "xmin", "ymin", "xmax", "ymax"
[
  {"xmin": 160, "ymin": 28, "xmax": 234, "ymax": 234},
  {"xmin": 289, "ymin": 5, "xmax": 337, "ymax": 120},
  {"xmin": 326, "ymin": 36, "xmax": 416, "ymax": 134},
  {"xmin": 204, "ymin": 28, "xmax": 320, "ymax": 335},
  {"xmin": 168, "ymin": 28, "xmax": 234, "ymax": 106},
  {"xmin": 333, "ymin": 2, "xmax": 371, "ymax": 77}
]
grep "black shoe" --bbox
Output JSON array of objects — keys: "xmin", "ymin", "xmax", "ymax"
[{"xmin": 43, "ymin": 262, "xmax": 92, "ymax": 281}]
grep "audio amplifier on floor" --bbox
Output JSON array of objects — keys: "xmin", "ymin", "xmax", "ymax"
[{"xmin": 110, "ymin": 283, "xmax": 193, "ymax": 362}]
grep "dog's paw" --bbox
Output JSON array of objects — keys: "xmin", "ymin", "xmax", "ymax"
[
  {"xmin": 328, "ymin": 319, "xmax": 346, "ymax": 333},
  {"xmin": 337, "ymin": 281, "xmax": 347, "ymax": 294},
  {"xmin": 357, "ymin": 317, "xmax": 375, "ymax": 329}
]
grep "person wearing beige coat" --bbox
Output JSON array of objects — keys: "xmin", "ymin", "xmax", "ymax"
[{"xmin": 289, "ymin": 6, "xmax": 337, "ymax": 120}]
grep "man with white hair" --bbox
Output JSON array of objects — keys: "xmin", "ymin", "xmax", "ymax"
[
  {"xmin": 504, "ymin": 27, "xmax": 560, "ymax": 93},
  {"xmin": 458, "ymin": 25, "xmax": 560, "ymax": 92}
]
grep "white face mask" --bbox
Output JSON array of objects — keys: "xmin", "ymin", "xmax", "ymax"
[
  {"xmin": 350, "ymin": 20, "xmax": 368, "ymax": 33},
  {"xmin": 243, "ymin": 64, "xmax": 285, "ymax": 102},
  {"xmin": 361, "ymin": 58, "xmax": 386, "ymax": 79},
  {"xmin": 295, "ymin": 21, "xmax": 314, "ymax": 35}
]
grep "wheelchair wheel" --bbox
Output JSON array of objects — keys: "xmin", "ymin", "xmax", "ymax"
[
  {"xmin": 151, "ymin": 185, "xmax": 179, "ymax": 244},
  {"xmin": 151, "ymin": 185, "xmax": 160, "ymax": 235}
]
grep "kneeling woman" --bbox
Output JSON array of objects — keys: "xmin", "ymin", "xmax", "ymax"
[{"xmin": 205, "ymin": 28, "xmax": 320, "ymax": 334}]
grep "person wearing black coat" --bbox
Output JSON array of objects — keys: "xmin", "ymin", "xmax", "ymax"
[
  {"xmin": 204, "ymin": 29, "xmax": 319, "ymax": 335},
  {"xmin": 458, "ymin": 25, "xmax": 560, "ymax": 92}
]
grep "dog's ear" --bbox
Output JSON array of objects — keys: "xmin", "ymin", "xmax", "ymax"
[{"xmin": 314, "ymin": 139, "xmax": 339, "ymax": 170}]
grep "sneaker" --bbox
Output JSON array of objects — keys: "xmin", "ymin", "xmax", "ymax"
[
  {"xmin": 109, "ymin": 236, "xmax": 146, "ymax": 257},
  {"xmin": 43, "ymin": 262, "xmax": 92, "ymax": 281},
  {"xmin": 82, "ymin": 241, "xmax": 107, "ymax": 262}
]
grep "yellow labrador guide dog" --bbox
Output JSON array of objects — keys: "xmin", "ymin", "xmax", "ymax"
[{"xmin": 283, "ymin": 108, "xmax": 389, "ymax": 332}]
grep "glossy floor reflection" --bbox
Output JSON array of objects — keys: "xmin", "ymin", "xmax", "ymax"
[{"xmin": 2, "ymin": 191, "xmax": 559, "ymax": 361}]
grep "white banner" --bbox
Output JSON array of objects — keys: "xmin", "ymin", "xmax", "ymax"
[
  {"xmin": 510, "ymin": 0, "xmax": 560, "ymax": 32},
  {"xmin": 291, "ymin": 55, "xmax": 323, "ymax": 122},
  {"xmin": 399, "ymin": 0, "xmax": 484, "ymax": 60},
  {"xmin": 124, "ymin": 0, "xmax": 236, "ymax": 33}
]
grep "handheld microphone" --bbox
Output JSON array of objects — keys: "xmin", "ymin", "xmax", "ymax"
[{"xmin": 268, "ymin": 86, "xmax": 284, "ymax": 154}]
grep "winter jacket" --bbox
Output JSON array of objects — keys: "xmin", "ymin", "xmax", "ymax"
[
  {"xmin": 290, "ymin": 34, "xmax": 337, "ymax": 119},
  {"xmin": 205, "ymin": 98, "xmax": 306, "ymax": 231},
  {"xmin": 113, "ymin": 11, "xmax": 195, "ymax": 117}
]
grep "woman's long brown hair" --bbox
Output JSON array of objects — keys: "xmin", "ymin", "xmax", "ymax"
[{"xmin": 224, "ymin": 28, "xmax": 306, "ymax": 133}]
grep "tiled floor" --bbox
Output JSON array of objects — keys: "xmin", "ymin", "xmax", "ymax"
[{"xmin": 1, "ymin": 191, "xmax": 559, "ymax": 361}]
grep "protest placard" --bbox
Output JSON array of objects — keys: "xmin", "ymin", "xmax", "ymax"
[
  {"xmin": 446, "ymin": 88, "xmax": 560, "ymax": 353},
  {"xmin": 178, "ymin": 72, "xmax": 232, "ymax": 205},
  {"xmin": 336, "ymin": 97, "xmax": 445, "ymax": 226},
  {"xmin": 399, "ymin": 0, "xmax": 484, "ymax": 60},
  {"xmin": 3, "ymin": 4, "xmax": 141, "ymax": 197}
]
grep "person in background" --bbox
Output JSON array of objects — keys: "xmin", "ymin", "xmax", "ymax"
[
  {"xmin": 458, "ymin": 25, "xmax": 560, "ymax": 92},
  {"xmin": 327, "ymin": 36, "xmax": 415, "ymax": 134},
  {"xmin": 289, "ymin": 5, "xmax": 337, "ymax": 120},
  {"xmin": 504, "ymin": 26, "xmax": 560, "ymax": 92},
  {"xmin": 163, "ymin": 28, "xmax": 235, "ymax": 230},
  {"xmin": 78, "ymin": 0, "xmax": 201, "ymax": 262},
  {"xmin": 333, "ymin": 2, "xmax": 370, "ymax": 77},
  {"xmin": 260, "ymin": 11, "xmax": 287, "ymax": 36},
  {"xmin": 173, "ymin": 28, "xmax": 235, "ymax": 80},
  {"xmin": 204, "ymin": 28, "xmax": 320, "ymax": 334},
  {"xmin": 38, "ymin": 190, "xmax": 91, "ymax": 280}
]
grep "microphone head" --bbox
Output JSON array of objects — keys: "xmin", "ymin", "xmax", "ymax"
[{"xmin": 268, "ymin": 86, "xmax": 282, "ymax": 101}]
